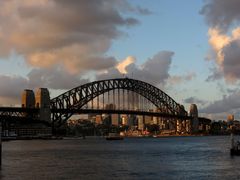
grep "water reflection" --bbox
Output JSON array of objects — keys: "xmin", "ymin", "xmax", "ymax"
[{"xmin": 1, "ymin": 136, "xmax": 240, "ymax": 180}]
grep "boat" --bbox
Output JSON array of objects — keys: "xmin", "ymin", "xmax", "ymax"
[
  {"xmin": 106, "ymin": 133, "xmax": 124, "ymax": 140},
  {"xmin": 230, "ymin": 133, "xmax": 240, "ymax": 156}
]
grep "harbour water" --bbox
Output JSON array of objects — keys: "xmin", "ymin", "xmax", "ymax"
[{"xmin": 1, "ymin": 136, "xmax": 240, "ymax": 180}]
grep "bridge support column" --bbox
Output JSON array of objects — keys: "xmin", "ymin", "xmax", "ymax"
[
  {"xmin": 35, "ymin": 88, "xmax": 51, "ymax": 123},
  {"xmin": 35, "ymin": 88, "xmax": 52, "ymax": 135}
]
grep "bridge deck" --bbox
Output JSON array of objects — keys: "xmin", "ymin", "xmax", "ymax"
[
  {"xmin": 0, "ymin": 107, "xmax": 192, "ymax": 119},
  {"xmin": 51, "ymin": 108, "xmax": 193, "ymax": 119}
]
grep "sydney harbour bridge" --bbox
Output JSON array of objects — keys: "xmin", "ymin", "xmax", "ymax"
[{"xmin": 0, "ymin": 78, "xmax": 209, "ymax": 136}]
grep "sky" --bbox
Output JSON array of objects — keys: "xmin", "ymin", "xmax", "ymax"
[{"xmin": 1, "ymin": 0, "xmax": 240, "ymax": 120}]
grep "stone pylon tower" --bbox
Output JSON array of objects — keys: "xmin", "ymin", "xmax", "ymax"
[
  {"xmin": 176, "ymin": 105, "xmax": 187, "ymax": 134},
  {"xmin": 21, "ymin": 89, "xmax": 35, "ymax": 108},
  {"xmin": 35, "ymin": 88, "xmax": 51, "ymax": 122},
  {"xmin": 189, "ymin": 104, "xmax": 199, "ymax": 133},
  {"xmin": 21, "ymin": 89, "xmax": 35, "ymax": 118}
]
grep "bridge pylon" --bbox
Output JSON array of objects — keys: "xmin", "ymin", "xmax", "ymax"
[{"xmin": 35, "ymin": 88, "xmax": 51, "ymax": 122}]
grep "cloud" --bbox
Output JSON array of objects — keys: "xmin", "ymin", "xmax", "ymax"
[
  {"xmin": 206, "ymin": 27, "xmax": 240, "ymax": 82},
  {"xmin": 200, "ymin": 112, "xmax": 228, "ymax": 121},
  {"xmin": 0, "ymin": 51, "xmax": 175, "ymax": 104},
  {"xmin": 201, "ymin": 1, "xmax": 240, "ymax": 83},
  {"xmin": 0, "ymin": 75, "xmax": 29, "ymax": 105},
  {"xmin": 200, "ymin": 0, "xmax": 240, "ymax": 32},
  {"xmin": 184, "ymin": 97, "xmax": 207, "ymax": 106},
  {"xmin": 0, "ymin": 0, "xmax": 142, "ymax": 73},
  {"xmin": 116, "ymin": 56, "xmax": 136, "ymax": 74},
  {"xmin": 0, "ymin": 66, "xmax": 91, "ymax": 104},
  {"xmin": 0, "ymin": 75, "xmax": 28, "ymax": 98},
  {"xmin": 208, "ymin": 28, "xmax": 230, "ymax": 65},
  {"xmin": 140, "ymin": 51, "xmax": 173, "ymax": 84},
  {"xmin": 97, "ymin": 67, "xmax": 123, "ymax": 81},
  {"xmin": 199, "ymin": 90, "xmax": 240, "ymax": 114},
  {"xmin": 0, "ymin": 50, "xmax": 196, "ymax": 107},
  {"xmin": 167, "ymin": 72, "xmax": 196, "ymax": 85},
  {"xmin": 117, "ymin": 1, "xmax": 152, "ymax": 15},
  {"xmin": 222, "ymin": 38, "xmax": 240, "ymax": 82},
  {"xmin": 206, "ymin": 67, "xmax": 223, "ymax": 81},
  {"xmin": 27, "ymin": 67, "xmax": 90, "ymax": 90},
  {"xmin": 97, "ymin": 51, "xmax": 174, "ymax": 86},
  {"xmin": 0, "ymin": 51, "xmax": 176, "ymax": 105}
]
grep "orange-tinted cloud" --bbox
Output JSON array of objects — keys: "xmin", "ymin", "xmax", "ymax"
[
  {"xmin": 0, "ymin": 0, "xmax": 140, "ymax": 73},
  {"xmin": 201, "ymin": 0, "xmax": 240, "ymax": 83},
  {"xmin": 207, "ymin": 27, "xmax": 240, "ymax": 82},
  {"xmin": 97, "ymin": 51, "xmax": 174, "ymax": 86},
  {"xmin": 116, "ymin": 56, "xmax": 136, "ymax": 74}
]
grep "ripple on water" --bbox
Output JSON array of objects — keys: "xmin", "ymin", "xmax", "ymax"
[{"xmin": 1, "ymin": 136, "xmax": 240, "ymax": 180}]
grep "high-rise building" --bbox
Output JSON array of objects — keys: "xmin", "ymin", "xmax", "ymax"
[
  {"xmin": 145, "ymin": 109, "xmax": 153, "ymax": 124},
  {"xmin": 137, "ymin": 115, "xmax": 144, "ymax": 130},
  {"xmin": 189, "ymin": 104, "xmax": 199, "ymax": 133},
  {"xmin": 129, "ymin": 115, "xmax": 138, "ymax": 126},
  {"xmin": 111, "ymin": 114, "xmax": 120, "ymax": 125},
  {"xmin": 95, "ymin": 115, "xmax": 102, "ymax": 124},
  {"xmin": 144, "ymin": 115, "xmax": 152, "ymax": 124},
  {"xmin": 121, "ymin": 115, "xmax": 128, "ymax": 125},
  {"xmin": 153, "ymin": 117, "xmax": 158, "ymax": 125}
]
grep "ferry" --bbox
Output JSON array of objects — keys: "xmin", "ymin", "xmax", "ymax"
[
  {"xmin": 230, "ymin": 133, "xmax": 240, "ymax": 156},
  {"xmin": 106, "ymin": 133, "xmax": 124, "ymax": 140}
]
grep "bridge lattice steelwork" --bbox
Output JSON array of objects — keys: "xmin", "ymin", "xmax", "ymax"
[
  {"xmin": 50, "ymin": 78, "xmax": 187, "ymax": 127},
  {"xmin": 0, "ymin": 78, "xmax": 192, "ymax": 129}
]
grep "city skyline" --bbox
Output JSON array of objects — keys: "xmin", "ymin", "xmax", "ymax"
[{"xmin": 0, "ymin": 0, "xmax": 240, "ymax": 120}]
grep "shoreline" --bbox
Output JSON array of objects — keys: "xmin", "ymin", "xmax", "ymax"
[{"xmin": 2, "ymin": 133, "xmax": 231, "ymax": 141}]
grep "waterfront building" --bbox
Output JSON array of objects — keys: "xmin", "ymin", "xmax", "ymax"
[
  {"xmin": 88, "ymin": 114, "xmax": 97, "ymax": 123},
  {"xmin": 189, "ymin": 104, "xmax": 199, "ymax": 133},
  {"xmin": 146, "ymin": 109, "xmax": 154, "ymax": 124},
  {"xmin": 153, "ymin": 117, "xmax": 158, "ymax": 125},
  {"xmin": 131, "ymin": 115, "xmax": 138, "ymax": 126},
  {"xmin": 168, "ymin": 120, "xmax": 176, "ymax": 130},
  {"xmin": 121, "ymin": 114, "xmax": 128, "ymax": 125},
  {"xmin": 127, "ymin": 114, "xmax": 137, "ymax": 127},
  {"xmin": 102, "ymin": 114, "xmax": 111, "ymax": 125},
  {"xmin": 185, "ymin": 120, "xmax": 191, "ymax": 133},
  {"xmin": 144, "ymin": 115, "xmax": 152, "ymax": 124},
  {"xmin": 176, "ymin": 120, "xmax": 182, "ymax": 134},
  {"xmin": 111, "ymin": 114, "xmax": 120, "ymax": 125},
  {"xmin": 233, "ymin": 120, "xmax": 240, "ymax": 130},
  {"xmin": 104, "ymin": 103, "xmax": 119, "ymax": 125},
  {"xmin": 154, "ymin": 108, "xmax": 167, "ymax": 129},
  {"xmin": 158, "ymin": 118, "xmax": 166, "ymax": 130},
  {"xmin": 10, "ymin": 124, "xmax": 52, "ymax": 137},
  {"xmin": 137, "ymin": 115, "xmax": 144, "ymax": 131},
  {"xmin": 95, "ymin": 115, "xmax": 103, "ymax": 124}
]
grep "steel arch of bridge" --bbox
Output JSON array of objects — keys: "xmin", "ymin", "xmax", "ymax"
[{"xmin": 50, "ymin": 78, "xmax": 187, "ymax": 126}]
